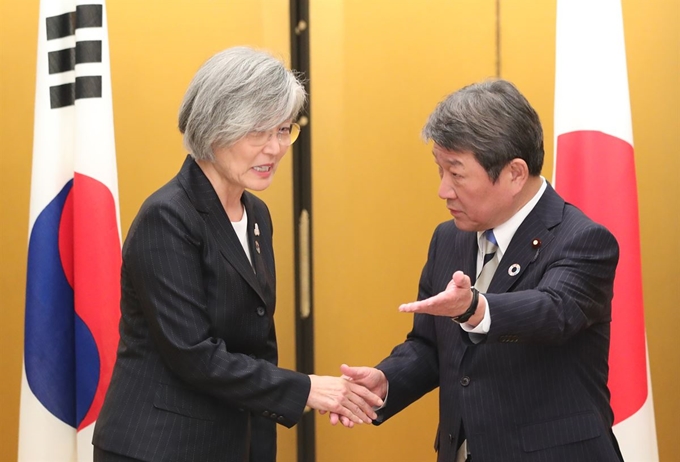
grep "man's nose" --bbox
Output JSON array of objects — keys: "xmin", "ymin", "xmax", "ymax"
[{"xmin": 438, "ymin": 178, "xmax": 456, "ymax": 200}]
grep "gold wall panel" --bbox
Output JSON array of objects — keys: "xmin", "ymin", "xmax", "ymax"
[{"xmin": 310, "ymin": 1, "xmax": 496, "ymax": 460}]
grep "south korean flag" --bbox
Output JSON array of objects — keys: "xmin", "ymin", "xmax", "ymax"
[{"xmin": 19, "ymin": 1, "xmax": 121, "ymax": 461}]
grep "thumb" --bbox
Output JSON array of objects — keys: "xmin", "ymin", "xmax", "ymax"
[
  {"xmin": 451, "ymin": 270, "xmax": 471, "ymax": 290},
  {"xmin": 340, "ymin": 364, "xmax": 366, "ymax": 380}
]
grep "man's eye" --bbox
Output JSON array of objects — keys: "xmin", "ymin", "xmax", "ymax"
[{"xmin": 279, "ymin": 126, "xmax": 291, "ymax": 134}]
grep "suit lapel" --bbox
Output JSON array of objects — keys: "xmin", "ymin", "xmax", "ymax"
[
  {"xmin": 461, "ymin": 232, "xmax": 478, "ymax": 283},
  {"xmin": 243, "ymin": 193, "xmax": 275, "ymax": 310},
  {"xmin": 177, "ymin": 156, "xmax": 268, "ymax": 304},
  {"xmin": 488, "ymin": 183, "xmax": 564, "ymax": 294}
]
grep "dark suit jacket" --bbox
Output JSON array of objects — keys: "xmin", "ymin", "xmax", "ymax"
[
  {"xmin": 376, "ymin": 184, "xmax": 623, "ymax": 462},
  {"xmin": 93, "ymin": 156, "xmax": 310, "ymax": 462}
]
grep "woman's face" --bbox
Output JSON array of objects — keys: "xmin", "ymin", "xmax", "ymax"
[{"xmin": 211, "ymin": 122, "xmax": 292, "ymax": 192}]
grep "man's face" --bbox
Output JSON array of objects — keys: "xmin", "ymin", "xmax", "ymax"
[{"xmin": 433, "ymin": 144, "xmax": 514, "ymax": 232}]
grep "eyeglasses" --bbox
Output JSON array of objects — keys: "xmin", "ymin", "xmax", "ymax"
[{"xmin": 246, "ymin": 123, "xmax": 301, "ymax": 147}]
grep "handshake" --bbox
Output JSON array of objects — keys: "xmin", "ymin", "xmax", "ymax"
[{"xmin": 306, "ymin": 364, "xmax": 388, "ymax": 427}]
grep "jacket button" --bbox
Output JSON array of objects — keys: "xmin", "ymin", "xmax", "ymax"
[
  {"xmin": 256, "ymin": 306, "xmax": 266, "ymax": 316},
  {"xmin": 270, "ymin": 413, "xmax": 278, "ymax": 419},
  {"xmin": 449, "ymin": 433, "xmax": 454, "ymax": 442},
  {"xmin": 460, "ymin": 376, "xmax": 471, "ymax": 387},
  {"xmin": 277, "ymin": 416, "xmax": 285, "ymax": 423},
  {"xmin": 262, "ymin": 411, "xmax": 270, "ymax": 417}
]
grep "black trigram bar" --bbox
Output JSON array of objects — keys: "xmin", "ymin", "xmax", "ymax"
[
  {"xmin": 76, "ymin": 40, "xmax": 102, "ymax": 64},
  {"xmin": 48, "ymin": 41, "xmax": 102, "ymax": 74},
  {"xmin": 76, "ymin": 75, "xmax": 102, "ymax": 100},
  {"xmin": 76, "ymin": 4, "xmax": 103, "ymax": 29},
  {"xmin": 50, "ymin": 82, "xmax": 74, "ymax": 109},
  {"xmin": 48, "ymin": 48, "xmax": 74, "ymax": 74},
  {"xmin": 50, "ymin": 76, "xmax": 102, "ymax": 109},
  {"xmin": 46, "ymin": 11, "xmax": 75, "ymax": 40},
  {"xmin": 46, "ymin": 5, "xmax": 102, "ymax": 41}
]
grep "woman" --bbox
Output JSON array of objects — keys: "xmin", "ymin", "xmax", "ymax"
[{"xmin": 93, "ymin": 47, "xmax": 381, "ymax": 462}]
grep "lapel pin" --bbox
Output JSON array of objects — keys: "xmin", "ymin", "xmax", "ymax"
[
  {"xmin": 531, "ymin": 238, "xmax": 541, "ymax": 249},
  {"xmin": 254, "ymin": 223, "xmax": 260, "ymax": 236},
  {"xmin": 255, "ymin": 241, "xmax": 261, "ymax": 254},
  {"xmin": 508, "ymin": 263, "xmax": 521, "ymax": 276}
]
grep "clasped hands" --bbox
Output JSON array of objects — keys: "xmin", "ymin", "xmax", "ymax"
[
  {"xmin": 316, "ymin": 271, "xmax": 479, "ymax": 427},
  {"xmin": 313, "ymin": 364, "xmax": 388, "ymax": 428}
]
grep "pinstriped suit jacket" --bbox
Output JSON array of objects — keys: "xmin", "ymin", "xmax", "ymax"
[
  {"xmin": 93, "ymin": 156, "xmax": 310, "ymax": 462},
  {"xmin": 375, "ymin": 184, "xmax": 624, "ymax": 462}
]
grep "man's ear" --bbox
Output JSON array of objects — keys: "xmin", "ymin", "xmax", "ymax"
[{"xmin": 508, "ymin": 158, "xmax": 529, "ymax": 184}]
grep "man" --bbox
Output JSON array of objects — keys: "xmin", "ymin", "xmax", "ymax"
[{"xmin": 334, "ymin": 79, "xmax": 623, "ymax": 461}]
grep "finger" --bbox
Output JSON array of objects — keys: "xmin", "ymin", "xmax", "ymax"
[
  {"xmin": 349, "ymin": 381, "xmax": 383, "ymax": 408},
  {"xmin": 319, "ymin": 410, "xmax": 327, "ymax": 415},
  {"xmin": 329, "ymin": 412, "xmax": 339, "ymax": 425},
  {"xmin": 345, "ymin": 391, "xmax": 378, "ymax": 421},
  {"xmin": 399, "ymin": 292, "xmax": 446, "ymax": 312},
  {"xmin": 333, "ymin": 402, "xmax": 365, "ymax": 425},
  {"xmin": 339, "ymin": 393, "xmax": 374, "ymax": 424},
  {"xmin": 398, "ymin": 301, "xmax": 420, "ymax": 312},
  {"xmin": 340, "ymin": 415, "xmax": 354, "ymax": 428},
  {"xmin": 347, "ymin": 402, "xmax": 373, "ymax": 424}
]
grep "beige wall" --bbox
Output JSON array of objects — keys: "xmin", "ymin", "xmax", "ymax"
[{"xmin": 1, "ymin": 1, "xmax": 678, "ymax": 461}]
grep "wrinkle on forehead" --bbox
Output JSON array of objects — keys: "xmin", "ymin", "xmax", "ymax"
[{"xmin": 432, "ymin": 148, "xmax": 466, "ymax": 168}]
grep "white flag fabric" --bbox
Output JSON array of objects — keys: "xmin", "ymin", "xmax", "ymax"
[
  {"xmin": 19, "ymin": 1, "xmax": 121, "ymax": 460},
  {"xmin": 553, "ymin": 1, "xmax": 659, "ymax": 460}
]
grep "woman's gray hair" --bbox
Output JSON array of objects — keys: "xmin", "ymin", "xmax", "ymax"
[
  {"xmin": 421, "ymin": 79, "xmax": 544, "ymax": 182},
  {"xmin": 178, "ymin": 46, "xmax": 307, "ymax": 161}
]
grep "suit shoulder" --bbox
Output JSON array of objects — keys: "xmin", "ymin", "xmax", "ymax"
[
  {"xmin": 127, "ymin": 177, "xmax": 197, "ymax": 238},
  {"xmin": 136, "ymin": 175, "xmax": 195, "ymax": 217},
  {"xmin": 562, "ymin": 202, "xmax": 615, "ymax": 235},
  {"xmin": 558, "ymin": 203, "xmax": 619, "ymax": 254}
]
